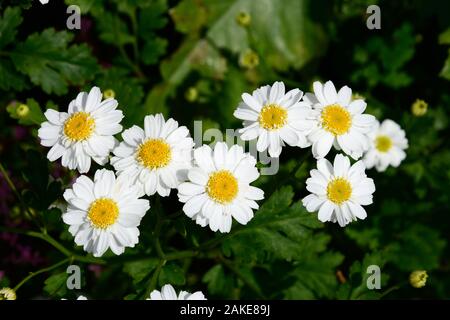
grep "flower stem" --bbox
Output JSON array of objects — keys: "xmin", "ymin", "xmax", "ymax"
[
  {"xmin": 13, "ymin": 257, "xmax": 71, "ymax": 292},
  {"xmin": 0, "ymin": 226, "xmax": 105, "ymax": 265}
]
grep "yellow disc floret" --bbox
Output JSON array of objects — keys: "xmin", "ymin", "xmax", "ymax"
[
  {"xmin": 137, "ymin": 139, "xmax": 172, "ymax": 169},
  {"xmin": 259, "ymin": 104, "xmax": 287, "ymax": 130},
  {"xmin": 88, "ymin": 198, "xmax": 119, "ymax": 229},
  {"xmin": 375, "ymin": 135, "xmax": 392, "ymax": 153},
  {"xmin": 321, "ymin": 104, "xmax": 352, "ymax": 136},
  {"xmin": 64, "ymin": 112, "xmax": 95, "ymax": 141},
  {"xmin": 327, "ymin": 178, "xmax": 352, "ymax": 205},
  {"xmin": 206, "ymin": 170, "xmax": 239, "ymax": 204}
]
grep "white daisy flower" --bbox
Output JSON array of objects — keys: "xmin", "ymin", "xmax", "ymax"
[
  {"xmin": 363, "ymin": 119, "xmax": 408, "ymax": 172},
  {"xmin": 178, "ymin": 142, "xmax": 264, "ymax": 233},
  {"xmin": 38, "ymin": 87, "xmax": 124, "ymax": 173},
  {"xmin": 233, "ymin": 81, "xmax": 312, "ymax": 158},
  {"xmin": 111, "ymin": 114, "xmax": 194, "ymax": 197},
  {"xmin": 302, "ymin": 154, "xmax": 375, "ymax": 227},
  {"xmin": 148, "ymin": 284, "xmax": 206, "ymax": 300},
  {"xmin": 62, "ymin": 169, "xmax": 150, "ymax": 257},
  {"xmin": 303, "ymin": 81, "xmax": 376, "ymax": 160},
  {"xmin": 61, "ymin": 295, "xmax": 88, "ymax": 300}
]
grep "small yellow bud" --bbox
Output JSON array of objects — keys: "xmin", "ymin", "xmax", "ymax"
[
  {"xmin": 239, "ymin": 49, "xmax": 259, "ymax": 69},
  {"xmin": 411, "ymin": 99, "xmax": 428, "ymax": 116},
  {"xmin": 185, "ymin": 87, "xmax": 199, "ymax": 102},
  {"xmin": 409, "ymin": 270, "xmax": 428, "ymax": 288},
  {"xmin": 236, "ymin": 11, "xmax": 251, "ymax": 27},
  {"xmin": 352, "ymin": 93, "xmax": 365, "ymax": 101},
  {"xmin": 16, "ymin": 104, "xmax": 29, "ymax": 118},
  {"xmin": 103, "ymin": 89, "xmax": 115, "ymax": 99},
  {"xmin": 0, "ymin": 287, "xmax": 17, "ymax": 300}
]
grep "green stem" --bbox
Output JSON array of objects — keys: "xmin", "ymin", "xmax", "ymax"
[
  {"xmin": 111, "ymin": 15, "xmax": 145, "ymax": 79},
  {"xmin": 13, "ymin": 257, "xmax": 70, "ymax": 292},
  {"xmin": 145, "ymin": 259, "xmax": 165, "ymax": 298},
  {"xmin": 378, "ymin": 281, "xmax": 406, "ymax": 299},
  {"xmin": 153, "ymin": 197, "xmax": 166, "ymax": 260},
  {"xmin": 165, "ymin": 250, "xmax": 198, "ymax": 261},
  {"xmin": 129, "ymin": 8, "xmax": 140, "ymax": 63},
  {"xmin": 0, "ymin": 227, "xmax": 105, "ymax": 265}
]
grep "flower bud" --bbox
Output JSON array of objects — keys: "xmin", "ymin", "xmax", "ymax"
[
  {"xmin": 236, "ymin": 11, "xmax": 251, "ymax": 27},
  {"xmin": 16, "ymin": 104, "xmax": 29, "ymax": 118},
  {"xmin": 409, "ymin": 270, "xmax": 428, "ymax": 288},
  {"xmin": 103, "ymin": 89, "xmax": 115, "ymax": 99},
  {"xmin": 0, "ymin": 287, "xmax": 16, "ymax": 300},
  {"xmin": 411, "ymin": 99, "xmax": 427, "ymax": 117}
]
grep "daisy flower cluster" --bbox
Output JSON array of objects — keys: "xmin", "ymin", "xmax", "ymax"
[
  {"xmin": 38, "ymin": 86, "xmax": 265, "ymax": 259},
  {"xmin": 37, "ymin": 80, "xmax": 407, "ymax": 298},
  {"xmin": 234, "ymin": 80, "xmax": 408, "ymax": 227}
]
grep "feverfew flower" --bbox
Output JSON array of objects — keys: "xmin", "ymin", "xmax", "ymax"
[
  {"xmin": 302, "ymin": 154, "xmax": 375, "ymax": 227},
  {"xmin": 148, "ymin": 284, "xmax": 206, "ymax": 300},
  {"xmin": 61, "ymin": 295, "xmax": 88, "ymax": 300},
  {"xmin": 111, "ymin": 114, "xmax": 194, "ymax": 197},
  {"xmin": 62, "ymin": 169, "xmax": 150, "ymax": 257},
  {"xmin": 303, "ymin": 81, "xmax": 376, "ymax": 160},
  {"xmin": 178, "ymin": 142, "xmax": 264, "ymax": 233},
  {"xmin": 38, "ymin": 87, "xmax": 123, "ymax": 173},
  {"xmin": 363, "ymin": 119, "xmax": 408, "ymax": 172},
  {"xmin": 234, "ymin": 81, "xmax": 312, "ymax": 158}
]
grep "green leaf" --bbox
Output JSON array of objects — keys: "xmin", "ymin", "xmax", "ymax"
[
  {"xmin": 202, "ymin": 264, "xmax": 235, "ymax": 297},
  {"xmin": 138, "ymin": 0, "xmax": 168, "ymax": 35},
  {"xmin": 170, "ymin": 0, "xmax": 208, "ymax": 34},
  {"xmin": 44, "ymin": 273, "xmax": 68, "ymax": 297},
  {"xmin": 222, "ymin": 186, "xmax": 324, "ymax": 261},
  {"xmin": 144, "ymin": 38, "xmax": 226, "ymax": 116},
  {"xmin": 336, "ymin": 252, "xmax": 387, "ymax": 300},
  {"xmin": 0, "ymin": 58, "xmax": 28, "ymax": 91},
  {"xmin": 440, "ymin": 50, "xmax": 450, "ymax": 80},
  {"xmin": 438, "ymin": 28, "xmax": 450, "ymax": 45},
  {"xmin": 206, "ymin": 0, "xmax": 327, "ymax": 71},
  {"xmin": 97, "ymin": 12, "xmax": 134, "ymax": 46},
  {"xmin": 64, "ymin": 0, "xmax": 105, "ymax": 14},
  {"xmin": 10, "ymin": 29, "xmax": 99, "ymax": 95},
  {"xmin": 284, "ymin": 252, "xmax": 344, "ymax": 299},
  {"xmin": 0, "ymin": 7, "xmax": 23, "ymax": 49},
  {"xmin": 385, "ymin": 225, "xmax": 446, "ymax": 271},
  {"xmin": 7, "ymin": 98, "xmax": 45, "ymax": 125},
  {"xmin": 159, "ymin": 263, "xmax": 185, "ymax": 286},
  {"xmin": 95, "ymin": 67, "xmax": 145, "ymax": 126},
  {"xmin": 141, "ymin": 37, "xmax": 167, "ymax": 65},
  {"xmin": 123, "ymin": 259, "xmax": 159, "ymax": 285}
]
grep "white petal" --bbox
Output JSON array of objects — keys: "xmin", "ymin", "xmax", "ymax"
[
  {"xmin": 318, "ymin": 201, "xmax": 334, "ymax": 222},
  {"xmin": 323, "ymin": 81, "xmax": 338, "ymax": 104},
  {"xmin": 85, "ymin": 87, "xmax": 102, "ymax": 112},
  {"xmin": 337, "ymin": 86, "xmax": 352, "ymax": 106},
  {"xmin": 242, "ymin": 93, "xmax": 262, "ymax": 112}
]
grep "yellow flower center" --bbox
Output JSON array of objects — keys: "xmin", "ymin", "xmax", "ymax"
[
  {"xmin": 259, "ymin": 104, "xmax": 288, "ymax": 130},
  {"xmin": 327, "ymin": 178, "xmax": 352, "ymax": 205},
  {"xmin": 206, "ymin": 170, "xmax": 239, "ymax": 204},
  {"xmin": 88, "ymin": 198, "xmax": 119, "ymax": 229},
  {"xmin": 64, "ymin": 112, "xmax": 95, "ymax": 141},
  {"xmin": 321, "ymin": 104, "xmax": 352, "ymax": 135},
  {"xmin": 375, "ymin": 135, "xmax": 392, "ymax": 153},
  {"xmin": 137, "ymin": 139, "xmax": 172, "ymax": 169}
]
